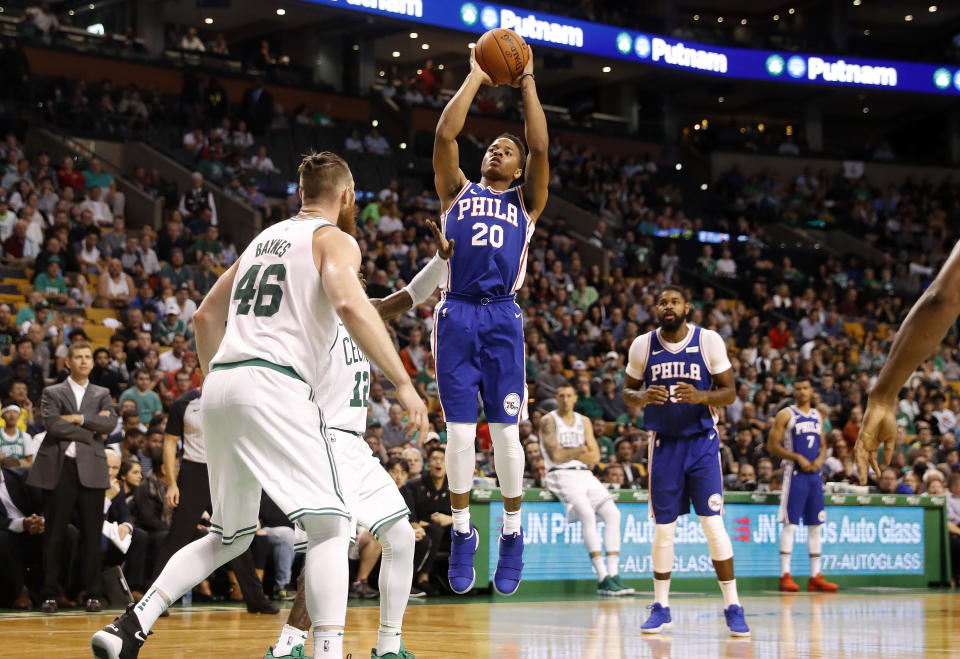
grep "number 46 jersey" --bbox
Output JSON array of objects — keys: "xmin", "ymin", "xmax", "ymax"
[{"xmin": 210, "ymin": 216, "xmax": 341, "ymax": 394}]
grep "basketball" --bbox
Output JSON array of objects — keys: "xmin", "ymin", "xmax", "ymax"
[{"xmin": 475, "ymin": 28, "xmax": 529, "ymax": 85}]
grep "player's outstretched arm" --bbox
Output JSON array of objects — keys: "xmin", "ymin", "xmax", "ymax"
[
  {"xmin": 434, "ymin": 49, "xmax": 491, "ymax": 211},
  {"xmin": 857, "ymin": 240, "xmax": 960, "ymax": 484},
  {"xmin": 516, "ymin": 46, "xmax": 549, "ymax": 221},
  {"xmin": 194, "ymin": 259, "xmax": 240, "ymax": 375},
  {"xmin": 317, "ymin": 229, "xmax": 428, "ymax": 437},
  {"xmin": 370, "ymin": 220, "xmax": 453, "ymax": 320},
  {"xmin": 539, "ymin": 414, "xmax": 587, "ymax": 464},
  {"xmin": 766, "ymin": 407, "xmax": 811, "ymax": 471}
]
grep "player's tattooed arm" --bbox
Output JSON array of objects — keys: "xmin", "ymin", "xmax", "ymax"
[
  {"xmin": 673, "ymin": 368, "xmax": 736, "ymax": 407},
  {"xmin": 539, "ymin": 414, "xmax": 587, "ymax": 464},
  {"xmin": 766, "ymin": 407, "xmax": 812, "ymax": 471},
  {"xmin": 622, "ymin": 374, "xmax": 668, "ymax": 407}
]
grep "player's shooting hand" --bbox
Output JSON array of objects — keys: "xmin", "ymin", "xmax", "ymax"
[
  {"xmin": 856, "ymin": 396, "xmax": 898, "ymax": 486},
  {"xmin": 426, "ymin": 219, "xmax": 454, "ymax": 260},
  {"xmin": 673, "ymin": 382, "xmax": 704, "ymax": 405},
  {"xmin": 166, "ymin": 483, "xmax": 180, "ymax": 508},
  {"xmin": 510, "ymin": 45, "xmax": 534, "ymax": 87},
  {"xmin": 469, "ymin": 46, "xmax": 496, "ymax": 86},
  {"xmin": 644, "ymin": 385, "xmax": 670, "ymax": 405},
  {"xmin": 794, "ymin": 455, "xmax": 812, "ymax": 472}
]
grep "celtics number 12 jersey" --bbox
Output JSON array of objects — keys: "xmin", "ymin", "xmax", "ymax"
[
  {"xmin": 317, "ymin": 322, "xmax": 370, "ymax": 435},
  {"xmin": 210, "ymin": 216, "xmax": 341, "ymax": 393}
]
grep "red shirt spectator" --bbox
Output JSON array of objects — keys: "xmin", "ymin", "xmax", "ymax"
[
  {"xmin": 57, "ymin": 157, "xmax": 85, "ymax": 194},
  {"xmin": 768, "ymin": 321, "xmax": 790, "ymax": 351}
]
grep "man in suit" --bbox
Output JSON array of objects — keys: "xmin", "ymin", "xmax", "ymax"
[
  {"xmin": 102, "ymin": 448, "xmax": 149, "ymax": 600},
  {"xmin": 0, "ymin": 464, "xmax": 45, "ymax": 608},
  {"xmin": 614, "ymin": 438, "xmax": 648, "ymax": 489},
  {"xmin": 27, "ymin": 342, "xmax": 117, "ymax": 613}
]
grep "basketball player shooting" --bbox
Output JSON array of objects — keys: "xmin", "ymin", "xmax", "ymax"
[
  {"xmin": 432, "ymin": 35, "xmax": 548, "ymax": 596},
  {"xmin": 622, "ymin": 286, "xmax": 749, "ymax": 637},
  {"xmin": 857, "ymin": 240, "xmax": 960, "ymax": 485}
]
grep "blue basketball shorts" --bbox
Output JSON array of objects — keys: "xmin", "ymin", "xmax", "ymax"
[
  {"xmin": 779, "ymin": 468, "xmax": 826, "ymax": 526},
  {"xmin": 648, "ymin": 428, "xmax": 723, "ymax": 524},
  {"xmin": 433, "ymin": 295, "xmax": 526, "ymax": 424}
]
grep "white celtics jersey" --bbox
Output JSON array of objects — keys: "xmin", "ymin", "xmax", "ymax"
[
  {"xmin": 317, "ymin": 322, "xmax": 369, "ymax": 435},
  {"xmin": 210, "ymin": 216, "xmax": 340, "ymax": 393},
  {"xmin": 541, "ymin": 410, "xmax": 587, "ymax": 471}
]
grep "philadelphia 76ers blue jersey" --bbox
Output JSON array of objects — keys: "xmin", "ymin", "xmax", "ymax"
[
  {"xmin": 440, "ymin": 182, "xmax": 535, "ymax": 297},
  {"xmin": 433, "ymin": 181, "xmax": 534, "ymax": 424},
  {"xmin": 779, "ymin": 406, "xmax": 826, "ymax": 526},
  {"xmin": 643, "ymin": 326, "xmax": 716, "ymax": 438},
  {"xmin": 786, "ymin": 406, "xmax": 822, "ymax": 462}
]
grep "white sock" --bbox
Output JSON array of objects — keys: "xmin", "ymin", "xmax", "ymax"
[
  {"xmin": 313, "ymin": 629, "xmax": 343, "ymax": 658},
  {"xmin": 376, "ymin": 626, "xmax": 402, "ymax": 656},
  {"xmin": 502, "ymin": 509, "xmax": 521, "ymax": 536},
  {"xmin": 780, "ymin": 553, "xmax": 791, "ymax": 576},
  {"xmin": 133, "ymin": 587, "xmax": 170, "ymax": 633},
  {"xmin": 719, "ymin": 579, "xmax": 740, "ymax": 608},
  {"xmin": 653, "ymin": 578, "xmax": 670, "ymax": 607},
  {"xmin": 606, "ymin": 554, "xmax": 619, "ymax": 578},
  {"xmin": 811, "ymin": 555, "xmax": 821, "ymax": 576},
  {"xmin": 273, "ymin": 624, "xmax": 308, "ymax": 657},
  {"xmin": 591, "ymin": 555, "xmax": 609, "ymax": 581},
  {"xmin": 452, "ymin": 507, "xmax": 471, "ymax": 534}
]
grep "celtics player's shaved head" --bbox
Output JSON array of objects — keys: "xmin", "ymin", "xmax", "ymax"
[{"xmin": 297, "ymin": 150, "xmax": 355, "ymax": 231}]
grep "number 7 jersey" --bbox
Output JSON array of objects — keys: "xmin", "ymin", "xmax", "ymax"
[
  {"xmin": 441, "ymin": 181, "xmax": 536, "ymax": 296},
  {"xmin": 210, "ymin": 216, "xmax": 341, "ymax": 394}
]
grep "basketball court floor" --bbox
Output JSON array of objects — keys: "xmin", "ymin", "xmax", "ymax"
[{"xmin": 5, "ymin": 589, "xmax": 957, "ymax": 658}]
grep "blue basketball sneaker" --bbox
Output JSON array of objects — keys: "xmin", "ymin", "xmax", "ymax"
[
  {"xmin": 493, "ymin": 529, "xmax": 524, "ymax": 596},
  {"xmin": 724, "ymin": 604, "xmax": 751, "ymax": 637},
  {"xmin": 448, "ymin": 525, "xmax": 479, "ymax": 594},
  {"xmin": 641, "ymin": 603, "xmax": 673, "ymax": 634}
]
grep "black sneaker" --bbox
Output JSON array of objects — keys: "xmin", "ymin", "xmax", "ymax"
[
  {"xmin": 90, "ymin": 603, "xmax": 151, "ymax": 659},
  {"xmin": 247, "ymin": 597, "xmax": 280, "ymax": 614},
  {"xmin": 41, "ymin": 599, "xmax": 58, "ymax": 614}
]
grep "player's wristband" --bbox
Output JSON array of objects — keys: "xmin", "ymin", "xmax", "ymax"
[
  {"xmin": 519, "ymin": 73, "xmax": 535, "ymax": 83},
  {"xmin": 403, "ymin": 255, "xmax": 447, "ymax": 306}
]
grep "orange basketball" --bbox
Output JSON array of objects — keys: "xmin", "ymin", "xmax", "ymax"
[{"xmin": 475, "ymin": 28, "xmax": 529, "ymax": 85}]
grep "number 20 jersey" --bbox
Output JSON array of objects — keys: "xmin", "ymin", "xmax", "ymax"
[
  {"xmin": 440, "ymin": 182, "xmax": 535, "ymax": 297},
  {"xmin": 210, "ymin": 216, "xmax": 340, "ymax": 394}
]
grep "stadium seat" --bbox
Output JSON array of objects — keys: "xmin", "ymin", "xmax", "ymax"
[{"xmin": 84, "ymin": 307, "xmax": 119, "ymax": 324}]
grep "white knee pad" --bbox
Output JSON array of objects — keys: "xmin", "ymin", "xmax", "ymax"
[
  {"xmin": 376, "ymin": 516, "xmax": 415, "ymax": 562},
  {"xmin": 375, "ymin": 518, "xmax": 415, "ymax": 630},
  {"xmin": 779, "ymin": 523, "xmax": 797, "ymax": 554},
  {"xmin": 445, "ymin": 422, "xmax": 477, "ymax": 494},
  {"xmin": 652, "ymin": 521, "xmax": 677, "ymax": 573},
  {"xmin": 699, "ymin": 515, "xmax": 733, "ymax": 562},
  {"xmin": 489, "ymin": 422, "xmax": 523, "ymax": 499},
  {"xmin": 807, "ymin": 524, "xmax": 822, "ymax": 555}
]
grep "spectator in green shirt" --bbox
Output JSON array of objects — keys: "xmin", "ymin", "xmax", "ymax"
[
  {"xmin": 696, "ymin": 244, "xmax": 717, "ymax": 277},
  {"xmin": 193, "ymin": 225, "xmax": 223, "ymax": 265},
  {"xmin": 359, "ymin": 199, "xmax": 382, "ymax": 226},
  {"xmin": 573, "ymin": 373, "xmax": 604, "ymax": 419},
  {"xmin": 81, "ymin": 157, "xmax": 115, "ymax": 191},
  {"xmin": 158, "ymin": 248, "xmax": 195, "ymax": 292},
  {"xmin": 15, "ymin": 295, "xmax": 49, "ymax": 331},
  {"xmin": 591, "ymin": 417, "xmax": 615, "ymax": 462},
  {"xmin": 158, "ymin": 301, "xmax": 191, "ymax": 346},
  {"xmin": 615, "ymin": 405, "xmax": 644, "ymax": 434},
  {"xmin": 119, "ymin": 368, "xmax": 163, "ymax": 425},
  {"xmin": 33, "ymin": 256, "xmax": 68, "ymax": 305},
  {"xmin": 571, "ymin": 276, "xmax": 598, "ymax": 312}
]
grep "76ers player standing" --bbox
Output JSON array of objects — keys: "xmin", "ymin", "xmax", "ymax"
[
  {"xmin": 432, "ymin": 44, "xmax": 548, "ymax": 596},
  {"xmin": 623, "ymin": 286, "xmax": 750, "ymax": 636}
]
